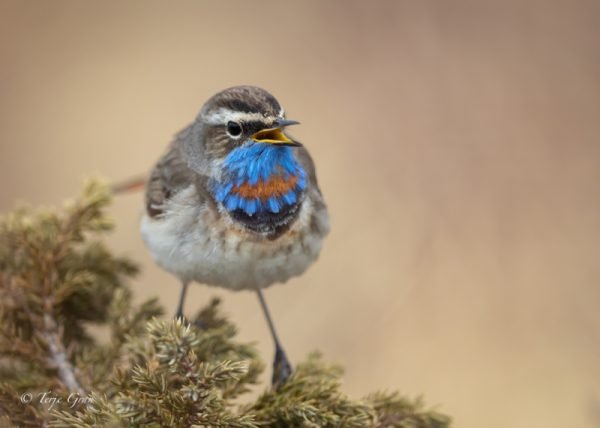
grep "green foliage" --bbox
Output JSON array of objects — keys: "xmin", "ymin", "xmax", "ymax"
[{"xmin": 0, "ymin": 181, "xmax": 451, "ymax": 427}]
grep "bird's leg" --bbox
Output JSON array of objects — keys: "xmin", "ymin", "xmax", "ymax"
[
  {"xmin": 256, "ymin": 288, "xmax": 292, "ymax": 387},
  {"xmin": 175, "ymin": 281, "xmax": 189, "ymax": 320}
]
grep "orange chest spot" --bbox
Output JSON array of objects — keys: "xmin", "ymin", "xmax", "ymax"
[{"xmin": 232, "ymin": 175, "xmax": 298, "ymax": 201}]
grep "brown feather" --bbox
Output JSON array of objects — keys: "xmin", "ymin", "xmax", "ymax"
[{"xmin": 145, "ymin": 134, "xmax": 198, "ymax": 218}]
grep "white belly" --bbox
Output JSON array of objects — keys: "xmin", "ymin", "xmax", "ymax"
[{"xmin": 140, "ymin": 187, "xmax": 328, "ymax": 291}]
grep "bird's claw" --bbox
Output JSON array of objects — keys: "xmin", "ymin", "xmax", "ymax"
[
  {"xmin": 272, "ymin": 345, "xmax": 292, "ymax": 388},
  {"xmin": 174, "ymin": 313, "xmax": 206, "ymax": 330}
]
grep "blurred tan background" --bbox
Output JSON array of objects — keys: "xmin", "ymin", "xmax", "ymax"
[{"xmin": 1, "ymin": 1, "xmax": 599, "ymax": 426}]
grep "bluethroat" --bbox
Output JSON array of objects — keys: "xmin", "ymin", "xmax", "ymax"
[{"xmin": 140, "ymin": 86, "xmax": 330, "ymax": 385}]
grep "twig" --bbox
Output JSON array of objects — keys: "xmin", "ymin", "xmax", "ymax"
[{"xmin": 38, "ymin": 313, "xmax": 84, "ymax": 395}]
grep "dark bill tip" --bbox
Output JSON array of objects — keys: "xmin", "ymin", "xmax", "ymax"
[{"xmin": 273, "ymin": 118, "xmax": 301, "ymax": 128}]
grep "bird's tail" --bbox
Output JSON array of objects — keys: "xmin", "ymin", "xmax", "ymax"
[{"xmin": 110, "ymin": 175, "xmax": 147, "ymax": 194}]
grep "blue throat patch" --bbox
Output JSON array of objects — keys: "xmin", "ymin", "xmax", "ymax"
[{"xmin": 212, "ymin": 141, "xmax": 306, "ymax": 216}]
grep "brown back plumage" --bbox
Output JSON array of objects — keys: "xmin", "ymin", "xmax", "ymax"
[{"xmin": 145, "ymin": 135, "xmax": 196, "ymax": 218}]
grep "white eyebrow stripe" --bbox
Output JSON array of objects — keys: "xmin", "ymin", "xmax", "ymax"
[{"xmin": 204, "ymin": 108, "xmax": 283, "ymax": 125}]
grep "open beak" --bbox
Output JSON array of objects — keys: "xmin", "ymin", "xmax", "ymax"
[{"xmin": 251, "ymin": 118, "xmax": 301, "ymax": 146}]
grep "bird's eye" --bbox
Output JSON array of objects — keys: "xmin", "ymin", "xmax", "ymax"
[{"xmin": 226, "ymin": 121, "xmax": 243, "ymax": 137}]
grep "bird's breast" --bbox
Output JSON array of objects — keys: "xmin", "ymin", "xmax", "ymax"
[
  {"xmin": 231, "ymin": 174, "xmax": 299, "ymax": 201},
  {"xmin": 140, "ymin": 185, "xmax": 328, "ymax": 290},
  {"xmin": 211, "ymin": 143, "xmax": 309, "ymax": 237},
  {"xmin": 215, "ymin": 170, "xmax": 306, "ymax": 216}
]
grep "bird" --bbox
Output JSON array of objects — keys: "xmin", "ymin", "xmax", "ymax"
[{"xmin": 140, "ymin": 86, "xmax": 330, "ymax": 385}]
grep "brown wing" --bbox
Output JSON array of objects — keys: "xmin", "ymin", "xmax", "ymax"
[
  {"xmin": 295, "ymin": 146, "xmax": 330, "ymax": 236},
  {"xmin": 145, "ymin": 129, "xmax": 197, "ymax": 218},
  {"xmin": 295, "ymin": 146, "xmax": 322, "ymax": 196}
]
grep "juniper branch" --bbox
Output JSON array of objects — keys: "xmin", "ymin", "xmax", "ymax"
[
  {"xmin": 39, "ymin": 313, "xmax": 83, "ymax": 394},
  {"xmin": 0, "ymin": 181, "xmax": 451, "ymax": 428}
]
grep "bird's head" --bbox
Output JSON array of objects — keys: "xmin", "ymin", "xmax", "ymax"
[
  {"xmin": 182, "ymin": 86, "xmax": 307, "ymax": 218},
  {"xmin": 186, "ymin": 86, "xmax": 300, "ymax": 166}
]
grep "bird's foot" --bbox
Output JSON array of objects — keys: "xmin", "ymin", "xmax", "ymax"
[
  {"xmin": 272, "ymin": 345, "xmax": 292, "ymax": 388},
  {"xmin": 175, "ymin": 310, "xmax": 185, "ymax": 322},
  {"xmin": 174, "ymin": 313, "xmax": 206, "ymax": 330}
]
